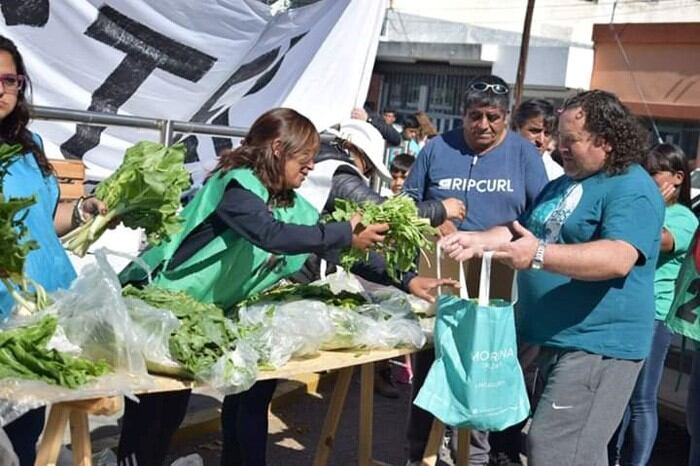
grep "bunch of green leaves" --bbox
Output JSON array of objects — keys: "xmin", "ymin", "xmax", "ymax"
[
  {"xmin": 122, "ymin": 285, "xmax": 238, "ymax": 378},
  {"xmin": 235, "ymin": 283, "xmax": 367, "ymax": 311},
  {"xmin": 0, "ymin": 316, "xmax": 110, "ymax": 388},
  {"xmin": 0, "ymin": 143, "xmax": 50, "ymax": 314},
  {"xmin": 327, "ymin": 195, "xmax": 437, "ymax": 281},
  {"xmin": 62, "ymin": 141, "xmax": 192, "ymax": 257}
]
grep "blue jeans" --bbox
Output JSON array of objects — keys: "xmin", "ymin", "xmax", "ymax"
[
  {"xmin": 689, "ymin": 348, "xmax": 700, "ymax": 466},
  {"xmin": 609, "ymin": 321, "xmax": 672, "ymax": 466}
]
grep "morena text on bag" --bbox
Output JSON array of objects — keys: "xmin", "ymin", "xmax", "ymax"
[{"xmin": 471, "ymin": 347, "xmax": 514, "ymax": 363}]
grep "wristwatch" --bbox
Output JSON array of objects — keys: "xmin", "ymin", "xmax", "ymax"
[{"xmin": 531, "ymin": 239, "xmax": 546, "ymax": 270}]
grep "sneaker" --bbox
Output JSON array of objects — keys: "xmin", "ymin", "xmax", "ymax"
[{"xmin": 374, "ymin": 368, "xmax": 400, "ymax": 398}]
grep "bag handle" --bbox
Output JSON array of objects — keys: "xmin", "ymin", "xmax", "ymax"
[
  {"xmin": 320, "ymin": 259, "xmax": 327, "ymax": 281},
  {"xmin": 478, "ymin": 251, "xmax": 493, "ymax": 306}
]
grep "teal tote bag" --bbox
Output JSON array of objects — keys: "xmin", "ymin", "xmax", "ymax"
[{"xmin": 414, "ymin": 251, "xmax": 529, "ymax": 431}]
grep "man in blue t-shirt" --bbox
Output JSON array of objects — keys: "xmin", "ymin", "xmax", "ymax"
[
  {"xmin": 441, "ymin": 90, "xmax": 664, "ymax": 466},
  {"xmin": 403, "ymin": 75, "xmax": 547, "ymax": 466}
]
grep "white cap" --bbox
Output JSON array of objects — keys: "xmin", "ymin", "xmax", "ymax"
[{"xmin": 335, "ymin": 119, "xmax": 392, "ymax": 181}]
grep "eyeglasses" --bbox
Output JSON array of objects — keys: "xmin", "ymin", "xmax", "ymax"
[
  {"xmin": 469, "ymin": 82, "xmax": 509, "ymax": 95},
  {"xmin": 0, "ymin": 74, "xmax": 25, "ymax": 94}
]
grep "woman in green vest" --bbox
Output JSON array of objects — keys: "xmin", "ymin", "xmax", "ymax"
[{"xmin": 117, "ymin": 108, "xmax": 389, "ymax": 466}]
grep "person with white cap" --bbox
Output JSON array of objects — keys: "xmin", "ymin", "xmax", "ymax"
[{"xmin": 295, "ymin": 119, "xmax": 465, "ymax": 397}]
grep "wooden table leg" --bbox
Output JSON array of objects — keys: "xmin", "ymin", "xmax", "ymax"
[
  {"xmin": 312, "ymin": 367, "xmax": 354, "ymax": 466},
  {"xmin": 35, "ymin": 405, "xmax": 71, "ymax": 466},
  {"xmin": 456, "ymin": 429, "xmax": 470, "ymax": 466},
  {"xmin": 69, "ymin": 410, "xmax": 92, "ymax": 466},
  {"xmin": 421, "ymin": 419, "xmax": 445, "ymax": 466},
  {"xmin": 358, "ymin": 362, "xmax": 374, "ymax": 466}
]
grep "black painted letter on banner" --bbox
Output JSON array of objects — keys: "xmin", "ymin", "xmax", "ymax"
[
  {"xmin": 0, "ymin": 0, "xmax": 49, "ymax": 27},
  {"xmin": 61, "ymin": 5, "xmax": 216, "ymax": 159}
]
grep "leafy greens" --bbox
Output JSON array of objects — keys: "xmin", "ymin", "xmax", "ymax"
[
  {"xmin": 62, "ymin": 141, "xmax": 191, "ymax": 257},
  {"xmin": 0, "ymin": 316, "xmax": 110, "ymax": 388},
  {"xmin": 327, "ymin": 195, "xmax": 436, "ymax": 281}
]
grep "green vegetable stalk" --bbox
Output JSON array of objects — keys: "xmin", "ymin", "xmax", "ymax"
[
  {"xmin": 0, "ymin": 143, "xmax": 51, "ymax": 314},
  {"xmin": 62, "ymin": 141, "xmax": 192, "ymax": 257},
  {"xmin": 0, "ymin": 316, "xmax": 110, "ymax": 388},
  {"xmin": 327, "ymin": 195, "xmax": 437, "ymax": 281}
]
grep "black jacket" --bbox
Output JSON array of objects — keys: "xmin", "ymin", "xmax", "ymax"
[
  {"xmin": 291, "ymin": 143, "xmax": 442, "ymax": 289},
  {"xmin": 316, "ymin": 143, "xmax": 446, "ymax": 225},
  {"xmin": 366, "ymin": 110, "xmax": 401, "ymax": 146}
]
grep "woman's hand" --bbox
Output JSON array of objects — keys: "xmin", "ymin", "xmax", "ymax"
[
  {"xmin": 441, "ymin": 198, "xmax": 466, "ymax": 221},
  {"xmin": 437, "ymin": 220, "xmax": 457, "ymax": 237},
  {"xmin": 407, "ymin": 276, "xmax": 459, "ymax": 303},
  {"xmin": 80, "ymin": 196, "xmax": 108, "ymax": 220},
  {"xmin": 351, "ymin": 222, "xmax": 389, "ymax": 251},
  {"xmin": 659, "ymin": 181, "xmax": 677, "ymax": 205}
]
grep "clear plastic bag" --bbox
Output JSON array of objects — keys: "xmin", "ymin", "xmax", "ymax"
[
  {"xmin": 50, "ymin": 251, "xmax": 147, "ymax": 375},
  {"xmin": 0, "ymin": 428, "xmax": 18, "ymax": 466},
  {"xmin": 236, "ymin": 300, "xmax": 335, "ymax": 368},
  {"xmin": 200, "ymin": 341, "xmax": 259, "ymax": 395},
  {"xmin": 0, "ymin": 250, "xmax": 154, "ymax": 426},
  {"xmin": 123, "ymin": 296, "xmax": 180, "ymax": 368}
]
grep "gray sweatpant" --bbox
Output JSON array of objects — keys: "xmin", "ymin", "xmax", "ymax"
[{"xmin": 528, "ymin": 348, "xmax": 643, "ymax": 466}]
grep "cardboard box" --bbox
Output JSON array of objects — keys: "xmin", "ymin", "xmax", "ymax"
[
  {"xmin": 418, "ymin": 241, "xmax": 515, "ymax": 301},
  {"xmin": 50, "ymin": 159, "xmax": 85, "ymax": 200}
]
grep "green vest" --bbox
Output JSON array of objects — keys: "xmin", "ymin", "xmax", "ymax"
[{"xmin": 119, "ymin": 168, "xmax": 319, "ymax": 310}]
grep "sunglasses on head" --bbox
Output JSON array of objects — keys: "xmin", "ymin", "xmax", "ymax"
[{"xmin": 469, "ymin": 82, "xmax": 509, "ymax": 95}]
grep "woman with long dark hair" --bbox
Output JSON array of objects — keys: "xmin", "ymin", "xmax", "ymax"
[
  {"xmin": 0, "ymin": 35, "xmax": 107, "ymax": 464},
  {"xmin": 117, "ymin": 107, "xmax": 389, "ymax": 466}
]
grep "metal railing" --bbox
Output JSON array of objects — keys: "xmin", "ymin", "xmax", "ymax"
[{"xmin": 30, "ymin": 105, "xmax": 334, "ymax": 145}]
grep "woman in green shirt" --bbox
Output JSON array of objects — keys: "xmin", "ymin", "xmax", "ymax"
[{"xmin": 610, "ymin": 143, "xmax": 698, "ymax": 466}]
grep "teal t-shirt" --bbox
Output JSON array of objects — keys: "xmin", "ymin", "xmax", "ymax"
[
  {"xmin": 516, "ymin": 164, "xmax": 665, "ymax": 360},
  {"xmin": 655, "ymin": 203, "xmax": 698, "ymax": 321}
]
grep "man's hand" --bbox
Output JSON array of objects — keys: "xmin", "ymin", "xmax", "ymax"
[
  {"xmin": 351, "ymin": 108, "xmax": 369, "ymax": 121},
  {"xmin": 441, "ymin": 198, "xmax": 466, "ymax": 221},
  {"xmin": 439, "ymin": 231, "xmax": 484, "ymax": 261},
  {"xmin": 491, "ymin": 221, "xmax": 539, "ymax": 270},
  {"xmin": 407, "ymin": 276, "xmax": 459, "ymax": 303},
  {"xmin": 437, "ymin": 220, "xmax": 458, "ymax": 237}
]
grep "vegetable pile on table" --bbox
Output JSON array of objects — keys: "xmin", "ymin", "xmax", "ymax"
[
  {"xmin": 327, "ymin": 195, "xmax": 436, "ymax": 280},
  {"xmin": 0, "ymin": 316, "xmax": 109, "ymax": 388},
  {"xmin": 122, "ymin": 285, "xmax": 238, "ymax": 379},
  {"xmin": 62, "ymin": 141, "xmax": 191, "ymax": 257}
]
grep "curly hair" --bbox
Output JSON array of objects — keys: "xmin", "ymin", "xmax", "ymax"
[
  {"xmin": 215, "ymin": 108, "xmax": 319, "ymax": 207},
  {"xmin": 0, "ymin": 35, "xmax": 52, "ymax": 176},
  {"xmin": 560, "ymin": 90, "xmax": 647, "ymax": 176}
]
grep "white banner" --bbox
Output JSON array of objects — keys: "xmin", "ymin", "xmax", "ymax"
[{"xmin": 1, "ymin": 0, "xmax": 386, "ymax": 183}]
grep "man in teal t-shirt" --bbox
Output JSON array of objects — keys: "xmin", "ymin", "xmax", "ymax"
[{"xmin": 439, "ymin": 90, "xmax": 664, "ymax": 466}]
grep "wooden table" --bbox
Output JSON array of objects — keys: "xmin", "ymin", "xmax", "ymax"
[{"xmin": 33, "ymin": 347, "xmax": 468, "ymax": 466}]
